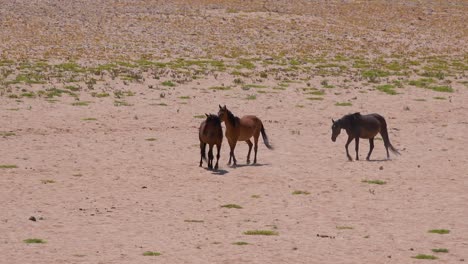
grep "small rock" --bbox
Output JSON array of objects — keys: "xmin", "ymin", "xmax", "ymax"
[
  {"xmin": 29, "ymin": 216, "xmax": 36, "ymax": 222},
  {"xmin": 142, "ymin": 186, "xmax": 147, "ymax": 189},
  {"xmin": 410, "ymin": 248, "xmax": 414, "ymax": 251},
  {"xmin": 379, "ymin": 166, "xmax": 384, "ymax": 170}
]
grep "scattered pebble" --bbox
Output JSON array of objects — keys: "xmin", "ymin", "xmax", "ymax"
[{"xmin": 28, "ymin": 216, "xmax": 36, "ymax": 222}]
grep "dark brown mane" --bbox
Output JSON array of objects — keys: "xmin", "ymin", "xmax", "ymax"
[
  {"xmin": 206, "ymin": 114, "xmax": 221, "ymax": 125},
  {"xmin": 226, "ymin": 109, "xmax": 239, "ymax": 127}
]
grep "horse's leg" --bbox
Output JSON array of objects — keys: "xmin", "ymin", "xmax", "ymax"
[
  {"xmin": 345, "ymin": 136, "xmax": 353, "ymax": 161},
  {"xmin": 253, "ymin": 133, "xmax": 259, "ymax": 164},
  {"xmin": 200, "ymin": 142, "xmax": 206, "ymax": 167},
  {"xmin": 228, "ymin": 140, "xmax": 237, "ymax": 166},
  {"xmin": 366, "ymin": 138, "xmax": 374, "ymax": 161},
  {"xmin": 355, "ymin": 137, "xmax": 360, "ymax": 160},
  {"xmin": 215, "ymin": 143, "xmax": 221, "ymax": 170},
  {"xmin": 208, "ymin": 144, "xmax": 214, "ymax": 169},
  {"xmin": 246, "ymin": 139, "xmax": 253, "ymax": 164}
]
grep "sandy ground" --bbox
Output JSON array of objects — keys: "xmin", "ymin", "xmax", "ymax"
[{"xmin": 1, "ymin": 1, "xmax": 468, "ymax": 264}]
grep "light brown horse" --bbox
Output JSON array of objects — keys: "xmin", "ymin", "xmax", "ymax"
[
  {"xmin": 218, "ymin": 105, "xmax": 273, "ymax": 166},
  {"xmin": 331, "ymin": 112, "xmax": 400, "ymax": 161},
  {"xmin": 199, "ymin": 113, "xmax": 223, "ymax": 170}
]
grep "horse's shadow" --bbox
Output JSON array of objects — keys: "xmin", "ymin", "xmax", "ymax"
[
  {"xmin": 366, "ymin": 158, "xmax": 391, "ymax": 162},
  {"xmin": 229, "ymin": 163, "xmax": 269, "ymax": 168},
  {"xmin": 211, "ymin": 169, "xmax": 229, "ymax": 175}
]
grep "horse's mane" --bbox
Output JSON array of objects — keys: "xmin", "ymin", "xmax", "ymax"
[
  {"xmin": 339, "ymin": 112, "xmax": 361, "ymax": 126},
  {"xmin": 226, "ymin": 109, "xmax": 239, "ymax": 127},
  {"xmin": 342, "ymin": 112, "xmax": 361, "ymax": 121},
  {"xmin": 206, "ymin": 114, "xmax": 221, "ymax": 125}
]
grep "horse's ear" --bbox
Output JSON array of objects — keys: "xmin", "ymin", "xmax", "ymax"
[
  {"xmin": 205, "ymin": 113, "xmax": 209, "ymax": 117},
  {"xmin": 332, "ymin": 118, "xmax": 335, "ymax": 123},
  {"xmin": 219, "ymin": 104, "xmax": 222, "ymax": 109},
  {"xmin": 223, "ymin": 105, "xmax": 227, "ymax": 109}
]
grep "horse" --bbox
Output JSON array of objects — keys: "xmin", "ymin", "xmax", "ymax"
[
  {"xmin": 217, "ymin": 105, "xmax": 273, "ymax": 166},
  {"xmin": 199, "ymin": 113, "xmax": 223, "ymax": 170},
  {"xmin": 331, "ymin": 112, "xmax": 400, "ymax": 161}
]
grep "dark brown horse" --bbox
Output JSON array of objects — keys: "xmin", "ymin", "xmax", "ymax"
[
  {"xmin": 331, "ymin": 112, "xmax": 400, "ymax": 161},
  {"xmin": 218, "ymin": 105, "xmax": 273, "ymax": 166},
  {"xmin": 199, "ymin": 113, "xmax": 223, "ymax": 170}
]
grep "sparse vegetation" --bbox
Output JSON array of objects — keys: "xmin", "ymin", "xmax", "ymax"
[
  {"xmin": 432, "ymin": 248, "xmax": 448, "ymax": 253},
  {"xmin": 335, "ymin": 102, "xmax": 352, "ymax": 106},
  {"xmin": 0, "ymin": 165, "xmax": 18, "ymax": 169},
  {"xmin": 336, "ymin": 226, "xmax": 354, "ymax": 230},
  {"xmin": 233, "ymin": 242, "xmax": 249, "ymax": 245},
  {"xmin": 412, "ymin": 254, "xmax": 437, "ymax": 260},
  {"xmin": 376, "ymin": 84, "xmax": 397, "ymax": 95},
  {"xmin": 428, "ymin": 229, "xmax": 450, "ymax": 234},
  {"xmin": 143, "ymin": 251, "xmax": 161, "ymax": 256},
  {"xmin": 243, "ymin": 230, "xmax": 278, "ymax": 236},
  {"xmin": 24, "ymin": 238, "xmax": 46, "ymax": 244},
  {"xmin": 221, "ymin": 204, "xmax": 242, "ymax": 209},
  {"xmin": 362, "ymin": 179, "xmax": 386, "ymax": 185},
  {"xmin": 292, "ymin": 190, "xmax": 310, "ymax": 195}
]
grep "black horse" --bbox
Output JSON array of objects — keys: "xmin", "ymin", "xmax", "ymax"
[{"xmin": 331, "ymin": 112, "xmax": 400, "ymax": 161}]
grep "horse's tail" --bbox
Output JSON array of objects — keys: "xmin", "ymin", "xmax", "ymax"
[
  {"xmin": 261, "ymin": 124, "xmax": 274, "ymax": 150},
  {"xmin": 377, "ymin": 115, "xmax": 400, "ymax": 155}
]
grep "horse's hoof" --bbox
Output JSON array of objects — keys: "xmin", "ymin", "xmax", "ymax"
[{"xmin": 246, "ymin": 160, "xmax": 250, "ymax": 165}]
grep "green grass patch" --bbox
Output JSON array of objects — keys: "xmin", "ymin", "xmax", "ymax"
[
  {"xmin": 434, "ymin": 96, "xmax": 446, "ymax": 100},
  {"xmin": 306, "ymin": 90, "xmax": 325, "ymax": 96},
  {"xmin": 243, "ymin": 230, "xmax": 278, "ymax": 236},
  {"xmin": 428, "ymin": 229, "xmax": 450, "ymax": 234},
  {"xmin": 145, "ymin": 138, "xmax": 157, "ymax": 141},
  {"xmin": 336, "ymin": 226, "xmax": 354, "ymax": 230},
  {"xmin": 243, "ymin": 84, "xmax": 267, "ymax": 89},
  {"xmin": 209, "ymin": 86, "xmax": 231, "ymax": 91},
  {"xmin": 232, "ymin": 242, "xmax": 249, "ymax": 245},
  {"xmin": 179, "ymin": 96, "xmax": 190, "ymax": 99},
  {"xmin": 64, "ymin": 85, "xmax": 80, "ymax": 91},
  {"xmin": 236, "ymin": 59, "xmax": 256, "ymax": 70},
  {"xmin": 71, "ymin": 101, "xmax": 91, "ymax": 106},
  {"xmin": 335, "ymin": 102, "xmax": 352, "ymax": 106},
  {"xmin": 24, "ymin": 238, "xmax": 46, "ymax": 244},
  {"xmin": 432, "ymin": 248, "xmax": 448, "ymax": 253},
  {"xmin": 0, "ymin": 165, "xmax": 18, "ymax": 169},
  {"xmin": 429, "ymin": 86, "xmax": 453, "ymax": 93},
  {"xmin": 41, "ymin": 179, "xmax": 56, "ymax": 184},
  {"xmin": 362, "ymin": 69, "xmax": 389, "ymax": 82},
  {"xmin": 143, "ymin": 251, "xmax": 161, "ymax": 256},
  {"xmin": 184, "ymin": 219, "xmax": 204, "ymax": 223},
  {"xmin": 193, "ymin": 115, "xmax": 205, "ymax": 119},
  {"xmin": 161, "ymin": 80, "xmax": 176, "ymax": 87},
  {"xmin": 409, "ymin": 78, "xmax": 435, "ymax": 88},
  {"xmin": 362, "ymin": 179, "xmax": 386, "ymax": 185},
  {"xmin": 246, "ymin": 94, "xmax": 257, "ymax": 100},
  {"xmin": 91, "ymin": 92, "xmax": 110, "ymax": 98},
  {"xmin": 292, "ymin": 190, "xmax": 310, "ymax": 195},
  {"xmin": 251, "ymin": 195, "xmax": 261, "ymax": 198},
  {"xmin": 376, "ymin": 84, "xmax": 397, "ymax": 95},
  {"xmin": 412, "ymin": 254, "xmax": 437, "ymax": 260},
  {"xmin": 82, "ymin": 118, "xmax": 97, "ymax": 121},
  {"xmin": 307, "ymin": 97, "xmax": 324, "ymax": 101},
  {"xmin": 1, "ymin": 132, "xmax": 16, "ymax": 137},
  {"xmin": 221, "ymin": 204, "xmax": 242, "ymax": 209},
  {"xmin": 114, "ymin": 100, "xmax": 132, "ymax": 106}
]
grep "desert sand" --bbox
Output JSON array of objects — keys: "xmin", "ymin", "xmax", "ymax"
[{"xmin": 1, "ymin": 1, "xmax": 467, "ymax": 263}]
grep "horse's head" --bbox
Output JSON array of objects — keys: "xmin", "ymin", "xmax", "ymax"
[
  {"xmin": 218, "ymin": 105, "xmax": 227, "ymax": 122},
  {"xmin": 331, "ymin": 119, "xmax": 341, "ymax": 142}
]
